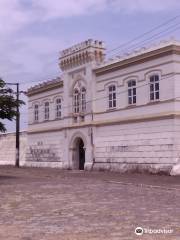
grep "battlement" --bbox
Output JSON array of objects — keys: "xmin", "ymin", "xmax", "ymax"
[
  {"xmin": 60, "ymin": 39, "xmax": 105, "ymax": 57},
  {"xmin": 59, "ymin": 39, "xmax": 106, "ymax": 71}
]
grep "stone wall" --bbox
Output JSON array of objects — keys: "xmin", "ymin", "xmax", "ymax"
[
  {"xmin": 93, "ymin": 118, "xmax": 179, "ymax": 174},
  {"xmin": 0, "ymin": 131, "xmax": 27, "ymax": 166},
  {"xmin": 26, "ymin": 131, "xmax": 64, "ymax": 168}
]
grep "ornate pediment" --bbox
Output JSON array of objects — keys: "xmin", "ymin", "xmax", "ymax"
[{"xmin": 73, "ymin": 79, "xmax": 86, "ymax": 91}]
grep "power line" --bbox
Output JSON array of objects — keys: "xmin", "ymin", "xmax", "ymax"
[
  {"xmin": 5, "ymin": 16, "xmax": 180, "ymax": 90},
  {"xmin": 27, "ymin": 73, "xmax": 175, "ymax": 113},
  {"xmin": 10, "ymin": 33, "xmax": 179, "ymax": 89},
  {"xmin": 12, "ymin": 34, "xmax": 180, "ymax": 88},
  {"xmin": 108, "ymin": 23, "xmax": 180, "ymax": 59},
  {"xmin": 19, "ymin": 75, "xmax": 180, "ymax": 125},
  {"xmin": 107, "ymin": 14, "xmax": 180, "ymax": 55},
  {"xmin": 73, "ymin": 74, "xmax": 175, "ymax": 111},
  {"xmin": 5, "ymin": 77, "xmax": 58, "ymax": 86}
]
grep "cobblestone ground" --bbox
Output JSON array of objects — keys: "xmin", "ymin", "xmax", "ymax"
[{"xmin": 0, "ymin": 166, "xmax": 179, "ymax": 240}]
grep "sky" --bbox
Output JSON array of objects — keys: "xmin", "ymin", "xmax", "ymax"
[{"xmin": 1, "ymin": 0, "xmax": 180, "ymax": 132}]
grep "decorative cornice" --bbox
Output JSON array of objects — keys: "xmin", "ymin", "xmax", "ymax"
[
  {"xmin": 28, "ymin": 112, "xmax": 179, "ymax": 134},
  {"xmin": 27, "ymin": 77, "xmax": 63, "ymax": 97},
  {"xmin": 0, "ymin": 131, "xmax": 27, "ymax": 136},
  {"xmin": 94, "ymin": 45, "xmax": 180, "ymax": 76},
  {"xmin": 94, "ymin": 98, "xmax": 174, "ymax": 115}
]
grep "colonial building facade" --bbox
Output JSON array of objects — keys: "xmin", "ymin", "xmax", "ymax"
[{"xmin": 26, "ymin": 39, "xmax": 180, "ymax": 174}]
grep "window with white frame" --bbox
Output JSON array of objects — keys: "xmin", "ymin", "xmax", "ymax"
[
  {"xmin": 128, "ymin": 80, "xmax": 136, "ymax": 105},
  {"xmin": 73, "ymin": 89, "xmax": 80, "ymax": 113},
  {"xmin": 44, "ymin": 101, "xmax": 50, "ymax": 120},
  {"xmin": 81, "ymin": 87, "xmax": 86, "ymax": 112},
  {"xmin": 150, "ymin": 75, "xmax": 160, "ymax": 101},
  {"xmin": 108, "ymin": 85, "xmax": 116, "ymax": 109},
  {"xmin": 56, "ymin": 98, "xmax": 61, "ymax": 118},
  {"xmin": 34, "ymin": 104, "xmax": 39, "ymax": 122}
]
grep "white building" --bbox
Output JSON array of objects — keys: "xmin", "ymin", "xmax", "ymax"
[{"xmin": 26, "ymin": 39, "xmax": 180, "ymax": 174}]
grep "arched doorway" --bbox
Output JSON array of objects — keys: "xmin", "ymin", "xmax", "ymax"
[
  {"xmin": 72, "ymin": 137, "xmax": 85, "ymax": 170},
  {"xmin": 78, "ymin": 138, "xmax": 85, "ymax": 170}
]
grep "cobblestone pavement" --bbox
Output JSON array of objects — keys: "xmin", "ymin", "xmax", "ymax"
[{"xmin": 0, "ymin": 166, "xmax": 179, "ymax": 240}]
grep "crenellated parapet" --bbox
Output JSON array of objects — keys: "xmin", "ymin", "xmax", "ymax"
[{"xmin": 59, "ymin": 39, "xmax": 106, "ymax": 71}]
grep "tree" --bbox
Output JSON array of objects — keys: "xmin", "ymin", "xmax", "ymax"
[{"xmin": 0, "ymin": 79, "xmax": 24, "ymax": 132}]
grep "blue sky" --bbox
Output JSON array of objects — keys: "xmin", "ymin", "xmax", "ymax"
[{"xmin": 1, "ymin": 0, "xmax": 180, "ymax": 132}]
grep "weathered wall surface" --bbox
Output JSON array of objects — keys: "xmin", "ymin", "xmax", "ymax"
[
  {"xmin": 25, "ymin": 42, "xmax": 180, "ymax": 174},
  {"xmin": 26, "ymin": 127, "xmax": 93, "ymax": 170},
  {"xmin": 26, "ymin": 131, "xmax": 64, "ymax": 168},
  {"xmin": 0, "ymin": 132, "xmax": 27, "ymax": 166},
  {"xmin": 26, "ymin": 118, "xmax": 180, "ymax": 175},
  {"xmin": 93, "ymin": 118, "xmax": 179, "ymax": 174}
]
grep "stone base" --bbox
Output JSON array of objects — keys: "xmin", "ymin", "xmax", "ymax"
[
  {"xmin": 23, "ymin": 160, "xmax": 175, "ymax": 175},
  {"xmin": 92, "ymin": 163, "xmax": 173, "ymax": 175},
  {"xmin": 170, "ymin": 163, "xmax": 180, "ymax": 176},
  {"xmin": 84, "ymin": 162, "xmax": 93, "ymax": 171},
  {"xmin": 61, "ymin": 162, "xmax": 72, "ymax": 170},
  {"xmin": 24, "ymin": 161, "xmax": 63, "ymax": 168}
]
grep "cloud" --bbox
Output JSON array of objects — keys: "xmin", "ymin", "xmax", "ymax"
[
  {"xmin": 30, "ymin": 0, "xmax": 180, "ymax": 20},
  {"xmin": 111, "ymin": 0, "xmax": 180, "ymax": 13},
  {"xmin": 0, "ymin": 0, "xmax": 179, "ymax": 83},
  {"xmin": 0, "ymin": 35, "xmax": 61, "ymax": 80},
  {"xmin": 31, "ymin": 0, "xmax": 107, "ymax": 20},
  {"xmin": 0, "ymin": 0, "xmax": 32, "ymax": 36},
  {"xmin": 0, "ymin": 0, "xmax": 106, "ymax": 37},
  {"xmin": 0, "ymin": 0, "xmax": 179, "ymax": 86},
  {"xmin": 0, "ymin": 0, "xmax": 179, "ymax": 37},
  {"xmin": 0, "ymin": 0, "xmax": 180, "ymax": 132}
]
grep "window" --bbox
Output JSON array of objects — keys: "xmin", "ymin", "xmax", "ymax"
[
  {"xmin": 80, "ymin": 115, "xmax": 85, "ymax": 122},
  {"xmin": 73, "ymin": 116, "xmax": 78, "ymax": 123},
  {"xmin": 150, "ymin": 75, "xmax": 160, "ymax": 101},
  {"xmin": 56, "ymin": 98, "xmax": 61, "ymax": 119},
  {"xmin": 128, "ymin": 80, "xmax": 136, "ymax": 105},
  {"xmin": 34, "ymin": 104, "xmax": 39, "ymax": 122},
  {"xmin": 73, "ymin": 84, "xmax": 86, "ymax": 114},
  {"xmin": 108, "ymin": 85, "xmax": 116, "ymax": 109},
  {"xmin": 81, "ymin": 87, "xmax": 86, "ymax": 112},
  {"xmin": 73, "ymin": 89, "xmax": 80, "ymax": 113},
  {"xmin": 44, "ymin": 102, "xmax": 49, "ymax": 120}
]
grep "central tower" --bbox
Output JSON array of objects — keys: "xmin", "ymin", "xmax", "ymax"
[
  {"xmin": 59, "ymin": 39, "xmax": 105, "ymax": 71},
  {"xmin": 59, "ymin": 39, "xmax": 106, "ymax": 120},
  {"xmin": 59, "ymin": 39, "xmax": 105, "ymax": 170}
]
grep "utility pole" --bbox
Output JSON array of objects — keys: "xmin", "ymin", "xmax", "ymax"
[
  {"xmin": 6, "ymin": 82, "xmax": 20, "ymax": 167},
  {"xmin": 15, "ymin": 83, "xmax": 20, "ymax": 167}
]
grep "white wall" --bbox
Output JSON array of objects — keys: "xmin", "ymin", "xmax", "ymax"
[
  {"xmin": 26, "ymin": 43, "xmax": 180, "ymax": 174},
  {"xmin": 95, "ymin": 55, "xmax": 176, "ymax": 117},
  {"xmin": 0, "ymin": 132, "xmax": 27, "ymax": 166},
  {"xmin": 93, "ymin": 119, "xmax": 177, "ymax": 173},
  {"xmin": 26, "ymin": 130, "xmax": 64, "ymax": 168},
  {"xmin": 26, "ymin": 126, "xmax": 94, "ymax": 170},
  {"xmin": 28, "ymin": 87, "xmax": 64, "ymax": 125}
]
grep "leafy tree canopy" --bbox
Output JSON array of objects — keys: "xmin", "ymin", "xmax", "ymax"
[{"xmin": 0, "ymin": 79, "xmax": 24, "ymax": 132}]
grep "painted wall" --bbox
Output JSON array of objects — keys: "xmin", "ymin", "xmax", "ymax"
[
  {"xmin": 0, "ymin": 132, "xmax": 27, "ymax": 166},
  {"xmin": 26, "ymin": 127, "xmax": 93, "ymax": 170},
  {"xmin": 26, "ymin": 131, "xmax": 64, "ymax": 168},
  {"xmin": 93, "ymin": 119, "xmax": 178, "ymax": 173},
  {"xmin": 26, "ymin": 41, "xmax": 180, "ymax": 174},
  {"xmin": 94, "ymin": 54, "xmax": 175, "ymax": 117}
]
